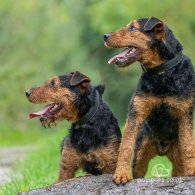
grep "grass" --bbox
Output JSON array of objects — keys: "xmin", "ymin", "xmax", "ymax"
[
  {"xmin": 0, "ymin": 120, "xmax": 72, "ymax": 147},
  {"xmin": 0, "ymin": 128, "xmax": 46, "ymax": 146},
  {"xmin": 0, "ymin": 125, "xmax": 172, "ymax": 195},
  {"xmin": 0, "ymin": 125, "xmax": 86, "ymax": 195}
]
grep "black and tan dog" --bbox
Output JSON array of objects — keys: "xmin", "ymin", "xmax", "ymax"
[
  {"xmin": 25, "ymin": 71, "xmax": 121, "ymax": 182},
  {"xmin": 104, "ymin": 17, "xmax": 195, "ymax": 184}
]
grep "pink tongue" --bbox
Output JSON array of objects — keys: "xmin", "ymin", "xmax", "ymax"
[
  {"xmin": 29, "ymin": 104, "xmax": 54, "ymax": 119},
  {"xmin": 108, "ymin": 48, "xmax": 130, "ymax": 64}
]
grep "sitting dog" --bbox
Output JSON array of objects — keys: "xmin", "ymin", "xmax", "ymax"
[
  {"xmin": 25, "ymin": 71, "xmax": 121, "ymax": 182},
  {"xmin": 104, "ymin": 17, "xmax": 195, "ymax": 184}
]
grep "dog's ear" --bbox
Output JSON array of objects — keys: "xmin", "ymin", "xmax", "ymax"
[
  {"xmin": 70, "ymin": 71, "xmax": 91, "ymax": 91},
  {"xmin": 95, "ymin": 84, "xmax": 105, "ymax": 96},
  {"xmin": 144, "ymin": 17, "xmax": 165, "ymax": 40}
]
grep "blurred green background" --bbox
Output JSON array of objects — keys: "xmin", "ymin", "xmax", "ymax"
[{"xmin": 0, "ymin": 0, "xmax": 195, "ymax": 194}]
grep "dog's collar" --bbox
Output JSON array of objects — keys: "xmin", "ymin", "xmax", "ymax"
[
  {"xmin": 141, "ymin": 52, "xmax": 183, "ymax": 74},
  {"xmin": 75, "ymin": 90, "xmax": 100, "ymax": 126}
]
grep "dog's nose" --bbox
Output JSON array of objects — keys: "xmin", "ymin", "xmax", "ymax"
[
  {"xmin": 25, "ymin": 89, "xmax": 31, "ymax": 98},
  {"xmin": 104, "ymin": 33, "xmax": 110, "ymax": 41}
]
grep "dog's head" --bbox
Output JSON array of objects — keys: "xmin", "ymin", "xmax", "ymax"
[
  {"xmin": 104, "ymin": 17, "xmax": 182, "ymax": 68},
  {"xmin": 26, "ymin": 71, "xmax": 94, "ymax": 127}
]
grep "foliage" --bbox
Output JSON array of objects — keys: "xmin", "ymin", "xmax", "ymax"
[
  {"xmin": 0, "ymin": 0, "xmax": 194, "ymax": 193},
  {"xmin": 1, "ymin": 129, "xmax": 67, "ymax": 195},
  {"xmin": 1, "ymin": 0, "xmax": 195, "ymax": 130},
  {"xmin": 1, "ymin": 127, "xmax": 171, "ymax": 194}
]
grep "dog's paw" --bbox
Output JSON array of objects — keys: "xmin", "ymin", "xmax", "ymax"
[{"xmin": 112, "ymin": 166, "xmax": 131, "ymax": 185}]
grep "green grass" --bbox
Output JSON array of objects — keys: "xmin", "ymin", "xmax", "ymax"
[
  {"xmin": 0, "ymin": 126, "xmax": 86, "ymax": 195},
  {"xmin": 1, "ymin": 126, "xmax": 172, "ymax": 195},
  {"xmin": 0, "ymin": 121, "xmax": 69, "ymax": 147},
  {"xmin": 0, "ymin": 128, "xmax": 45, "ymax": 146}
]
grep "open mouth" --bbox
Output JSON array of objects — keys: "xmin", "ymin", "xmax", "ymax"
[
  {"xmin": 108, "ymin": 46, "xmax": 140, "ymax": 66},
  {"xmin": 29, "ymin": 103, "xmax": 63, "ymax": 119}
]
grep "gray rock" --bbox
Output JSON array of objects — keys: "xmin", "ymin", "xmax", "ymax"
[{"xmin": 18, "ymin": 174, "xmax": 195, "ymax": 195}]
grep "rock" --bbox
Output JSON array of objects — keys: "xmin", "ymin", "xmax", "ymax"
[{"xmin": 18, "ymin": 174, "xmax": 195, "ymax": 195}]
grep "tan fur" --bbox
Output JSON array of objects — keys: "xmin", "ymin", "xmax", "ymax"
[
  {"xmin": 113, "ymin": 95, "xmax": 161, "ymax": 184},
  {"xmin": 105, "ymin": 18, "xmax": 195, "ymax": 184},
  {"xmin": 113, "ymin": 94, "xmax": 195, "ymax": 184},
  {"xmin": 58, "ymin": 137, "xmax": 120, "ymax": 182},
  {"xmin": 80, "ymin": 138, "xmax": 120, "ymax": 173},
  {"xmin": 166, "ymin": 97, "xmax": 195, "ymax": 176},
  {"xmin": 58, "ymin": 139, "xmax": 80, "ymax": 182},
  {"xmin": 133, "ymin": 136, "xmax": 157, "ymax": 178},
  {"xmin": 28, "ymin": 76, "xmax": 78, "ymax": 124},
  {"xmin": 127, "ymin": 20, "xmax": 140, "ymax": 29},
  {"xmin": 165, "ymin": 97, "xmax": 193, "ymax": 118},
  {"xmin": 28, "ymin": 75, "xmax": 121, "ymax": 182},
  {"xmin": 105, "ymin": 19, "xmax": 164, "ymax": 68}
]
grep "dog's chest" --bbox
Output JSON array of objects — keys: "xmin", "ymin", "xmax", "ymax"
[
  {"xmin": 145, "ymin": 96, "xmax": 192, "ymax": 139},
  {"xmin": 146, "ymin": 103, "xmax": 179, "ymax": 140},
  {"xmin": 69, "ymin": 125, "xmax": 110, "ymax": 153}
]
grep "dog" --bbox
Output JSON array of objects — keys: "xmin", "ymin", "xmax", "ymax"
[
  {"xmin": 104, "ymin": 17, "xmax": 195, "ymax": 184},
  {"xmin": 25, "ymin": 71, "xmax": 121, "ymax": 182}
]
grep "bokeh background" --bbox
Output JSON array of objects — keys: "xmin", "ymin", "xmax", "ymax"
[{"xmin": 0, "ymin": 0, "xmax": 195, "ymax": 194}]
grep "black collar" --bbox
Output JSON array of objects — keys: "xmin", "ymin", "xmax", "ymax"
[
  {"xmin": 75, "ymin": 90, "xmax": 100, "ymax": 126},
  {"xmin": 141, "ymin": 52, "xmax": 183, "ymax": 74}
]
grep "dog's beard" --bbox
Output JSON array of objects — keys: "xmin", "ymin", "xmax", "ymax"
[{"xmin": 29, "ymin": 102, "xmax": 63, "ymax": 128}]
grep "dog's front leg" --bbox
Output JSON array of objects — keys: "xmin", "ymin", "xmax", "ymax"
[
  {"xmin": 179, "ymin": 115, "xmax": 195, "ymax": 176},
  {"xmin": 113, "ymin": 95, "xmax": 160, "ymax": 184},
  {"xmin": 57, "ymin": 142, "xmax": 80, "ymax": 182},
  {"xmin": 168, "ymin": 113, "xmax": 195, "ymax": 177},
  {"xmin": 165, "ymin": 97, "xmax": 195, "ymax": 176}
]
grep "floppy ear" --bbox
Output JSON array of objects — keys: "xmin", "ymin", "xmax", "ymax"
[
  {"xmin": 144, "ymin": 17, "xmax": 165, "ymax": 40},
  {"xmin": 70, "ymin": 71, "xmax": 91, "ymax": 90}
]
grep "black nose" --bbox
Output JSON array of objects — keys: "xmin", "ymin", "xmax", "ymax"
[
  {"xmin": 104, "ymin": 33, "xmax": 110, "ymax": 41},
  {"xmin": 25, "ymin": 89, "xmax": 31, "ymax": 98}
]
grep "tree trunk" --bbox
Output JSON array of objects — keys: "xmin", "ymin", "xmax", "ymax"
[{"xmin": 18, "ymin": 174, "xmax": 195, "ymax": 195}]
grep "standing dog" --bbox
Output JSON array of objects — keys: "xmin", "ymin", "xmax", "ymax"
[
  {"xmin": 104, "ymin": 17, "xmax": 195, "ymax": 184},
  {"xmin": 26, "ymin": 71, "xmax": 121, "ymax": 182}
]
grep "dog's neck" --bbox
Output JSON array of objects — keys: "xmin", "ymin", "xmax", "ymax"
[
  {"xmin": 141, "ymin": 52, "xmax": 183, "ymax": 74},
  {"xmin": 73, "ymin": 88, "xmax": 99, "ymax": 125},
  {"xmin": 141, "ymin": 27, "xmax": 183, "ymax": 69}
]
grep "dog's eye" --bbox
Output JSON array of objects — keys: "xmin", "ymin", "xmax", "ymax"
[
  {"xmin": 128, "ymin": 25, "xmax": 136, "ymax": 31},
  {"xmin": 50, "ymin": 80, "xmax": 55, "ymax": 87}
]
